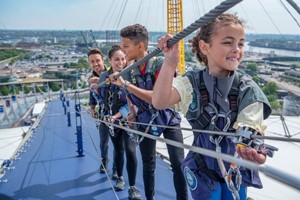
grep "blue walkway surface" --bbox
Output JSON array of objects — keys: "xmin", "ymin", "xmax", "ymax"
[{"xmin": 0, "ymin": 99, "xmax": 185, "ymax": 200}]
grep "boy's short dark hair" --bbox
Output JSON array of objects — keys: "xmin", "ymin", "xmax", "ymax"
[
  {"xmin": 88, "ymin": 48, "xmax": 103, "ymax": 58},
  {"xmin": 120, "ymin": 24, "xmax": 149, "ymax": 50}
]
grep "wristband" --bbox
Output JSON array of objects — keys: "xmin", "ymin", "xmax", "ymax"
[{"xmin": 123, "ymin": 80, "xmax": 131, "ymax": 90}]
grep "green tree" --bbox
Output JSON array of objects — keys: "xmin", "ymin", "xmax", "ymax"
[
  {"xmin": 71, "ymin": 81, "xmax": 78, "ymax": 89},
  {"xmin": 252, "ymin": 76, "xmax": 260, "ymax": 85},
  {"xmin": 77, "ymin": 58, "xmax": 89, "ymax": 71},
  {"xmin": 0, "ymin": 86, "xmax": 9, "ymax": 96},
  {"xmin": 19, "ymin": 52, "xmax": 32, "ymax": 60},
  {"xmin": 64, "ymin": 63, "xmax": 70, "ymax": 68},
  {"xmin": 270, "ymin": 100, "xmax": 281, "ymax": 111},
  {"xmin": 82, "ymin": 81, "xmax": 87, "ymax": 88},
  {"xmin": 9, "ymin": 58, "xmax": 18, "ymax": 65},
  {"xmin": 40, "ymin": 85, "xmax": 47, "ymax": 92},
  {"xmin": 23, "ymin": 85, "xmax": 31, "ymax": 94},
  {"xmin": 69, "ymin": 62, "xmax": 77, "ymax": 68},
  {"xmin": 51, "ymin": 83, "xmax": 60, "ymax": 92},
  {"xmin": 246, "ymin": 63, "xmax": 258, "ymax": 76},
  {"xmin": 9, "ymin": 85, "xmax": 20, "ymax": 94},
  {"xmin": 35, "ymin": 85, "xmax": 41, "ymax": 93},
  {"xmin": 0, "ymin": 49, "xmax": 28, "ymax": 61},
  {"xmin": 262, "ymin": 81, "xmax": 279, "ymax": 95},
  {"xmin": 267, "ymin": 94, "xmax": 277, "ymax": 102}
]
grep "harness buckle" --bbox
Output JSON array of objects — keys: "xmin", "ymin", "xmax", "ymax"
[
  {"xmin": 258, "ymin": 143, "xmax": 278, "ymax": 158},
  {"xmin": 123, "ymin": 121, "xmax": 144, "ymax": 145},
  {"xmin": 145, "ymin": 110, "xmax": 159, "ymax": 134},
  {"xmin": 108, "ymin": 123, "xmax": 115, "ymax": 137},
  {"xmin": 102, "ymin": 115, "xmax": 115, "ymax": 136}
]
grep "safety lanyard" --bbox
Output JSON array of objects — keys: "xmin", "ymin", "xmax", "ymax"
[
  {"xmin": 122, "ymin": 121, "xmax": 144, "ymax": 146},
  {"xmin": 209, "ymin": 110, "xmax": 242, "ymax": 200}
]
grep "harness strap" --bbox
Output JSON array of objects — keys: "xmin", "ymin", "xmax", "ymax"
[
  {"xmin": 102, "ymin": 84, "xmax": 125, "ymax": 114},
  {"xmin": 130, "ymin": 57, "xmax": 158, "ymax": 110},
  {"xmin": 197, "ymin": 112, "xmax": 211, "ymax": 131},
  {"xmin": 193, "ymin": 153, "xmax": 225, "ymax": 183},
  {"xmin": 228, "ymin": 73, "xmax": 240, "ymax": 125},
  {"xmin": 199, "ymin": 71, "xmax": 209, "ymax": 107},
  {"xmin": 193, "ymin": 70, "xmax": 211, "ymax": 133},
  {"xmin": 197, "ymin": 70, "xmax": 240, "ymax": 131}
]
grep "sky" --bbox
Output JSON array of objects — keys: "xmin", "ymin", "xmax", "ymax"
[{"xmin": 0, "ymin": 0, "xmax": 299, "ymax": 34}]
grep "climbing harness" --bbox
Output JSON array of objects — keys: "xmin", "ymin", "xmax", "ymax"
[{"xmin": 99, "ymin": 90, "xmax": 115, "ymax": 136}]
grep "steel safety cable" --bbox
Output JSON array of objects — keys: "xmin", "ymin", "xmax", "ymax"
[
  {"xmin": 74, "ymin": 111, "xmax": 123, "ymax": 200},
  {"xmin": 256, "ymin": 0, "xmax": 283, "ymax": 36},
  {"xmin": 89, "ymin": 30, "xmax": 99, "ymax": 49},
  {"xmin": 106, "ymin": 0, "xmax": 120, "ymax": 30},
  {"xmin": 145, "ymin": 0, "xmax": 152, "ymax": 28},
  {"xmin": 99, "ymin": 0, "xmax": 117, "ymax": 30},
  {"xmin": 279, "ymin": 0, "xmax": 300, "ymax": 27},
  {"xmin": 72, "ymin": 100, "xmax": 300, "ymax": 190},
  {"xmin": 72, "ymin": 93, "xmax": 120, "ymax": 198},
  {"xmin": 107, "ymin": 121, "xmax": 300, "ymax": 190},
  {"xmin": 96, "ymin": 0, "xmax": 244, "ymax": 88},
  {"xmin": 286, "ymin": 0, "xmax": 300, "ymax": 15},
  {"xmin": 53, "ymin": 91, "xmax": 300, "ymax": 143},
  {"xmin": 34, "ymin": 83, "xmax": 47, "ymax": 100},
  {"xmin": 114, "ymin": 0, "xmax": 129, "ymax": 30},
  {"xmin": 48, "ymin": 92, "xmax": 300, "ymax": 191},
  {"xmin": 78, "ymin": 113, "xmax": 120, "ymax": 200},
  {"xmin": 237, "ymin": 3, "xmax": 258, "ymax": 34},
  {"xmin": 94, "ymin": 117, "xmax": 300, "ymax": 143},
  {"xmin": 134, "ymin": 0, "xmax": 144, "ymax": 23},
  {"xmin": 0, "ymin": 135, "xmax": 25, "ymax": 140},
  {"xmin": 0, "ymin": 138, "xmax": 22, "ymax": 150},
  {"xmin": 125, "ymin": 118, "xmax": 300, "ymax": 142},
  {"xmin": 71, "ymin": 106, "xmax": 118, "ymax": 195}
]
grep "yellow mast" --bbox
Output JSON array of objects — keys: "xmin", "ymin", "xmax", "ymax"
[{"xmin": 167, "ymin": 0, "xmax": 185, "ymax": 75}]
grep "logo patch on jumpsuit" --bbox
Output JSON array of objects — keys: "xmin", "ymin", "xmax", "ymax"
[{"xmin": 183, "ymin": 166, "xmax": 197, "ymax": 191}]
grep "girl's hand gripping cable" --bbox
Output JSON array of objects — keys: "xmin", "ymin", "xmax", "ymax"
[{"xmin": 233, "ymin": 126, "xmax": 278, "ymax": 158}]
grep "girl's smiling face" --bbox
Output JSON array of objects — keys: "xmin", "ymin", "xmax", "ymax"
[
  {"xmin": 109, "ymin": 50, "xmax": 126, "ymax": 72},
  {"xmin": 200, "ymin": 23, "xmax": 245, "ymax": 77}
]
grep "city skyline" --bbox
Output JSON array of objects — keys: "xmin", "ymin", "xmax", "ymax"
[{"xmin": 0, "ymin": 0, "xmax": 299, "ymax": 34}]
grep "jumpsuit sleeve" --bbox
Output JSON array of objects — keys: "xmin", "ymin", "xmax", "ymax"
[
  {"xmin": 233, "ymin": 101, "xmax": 267, "ymax": 132},
  {"xmin": 119, "ymin": 104, "xmax": 130, "ymax": 119},
  {"xmin": 172, "ymin": 76, "xmax": 193, "ymax": 116}
]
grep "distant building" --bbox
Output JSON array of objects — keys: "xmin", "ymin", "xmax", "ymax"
[
  {"xmin": 44, "ymin": 62, "xmax": 65, "ymax": 69},
  {"xmin": 23, "ymin": 37, "xmax": 38, "ymax": 43},
  {"xmin": 276, "ymin": 89, "xmax": 289, "ymax": 99},
  {"xmin": 284, "ymin": 70, "xmax": 300, "ymax": 80},
  {"xmin": 105, "ymin": 30, "xmax": 120, "ymax": 44},
  {"xmin": 282, "ymin": 95, "xmax": 300, "ymax": 116}
]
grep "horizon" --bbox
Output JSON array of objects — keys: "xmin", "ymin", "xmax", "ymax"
[
  {"xmin": 0, "ymin": 0, "xmax": 299, "ymax": 34},
  {"xmin": 0, "ymin": 29, "xmax": 299, "ymax": 37}
]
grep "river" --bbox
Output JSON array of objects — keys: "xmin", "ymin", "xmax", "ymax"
[{"xmin": 245, "ymin": 42, "xmax": 300, "ymax": 57}]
